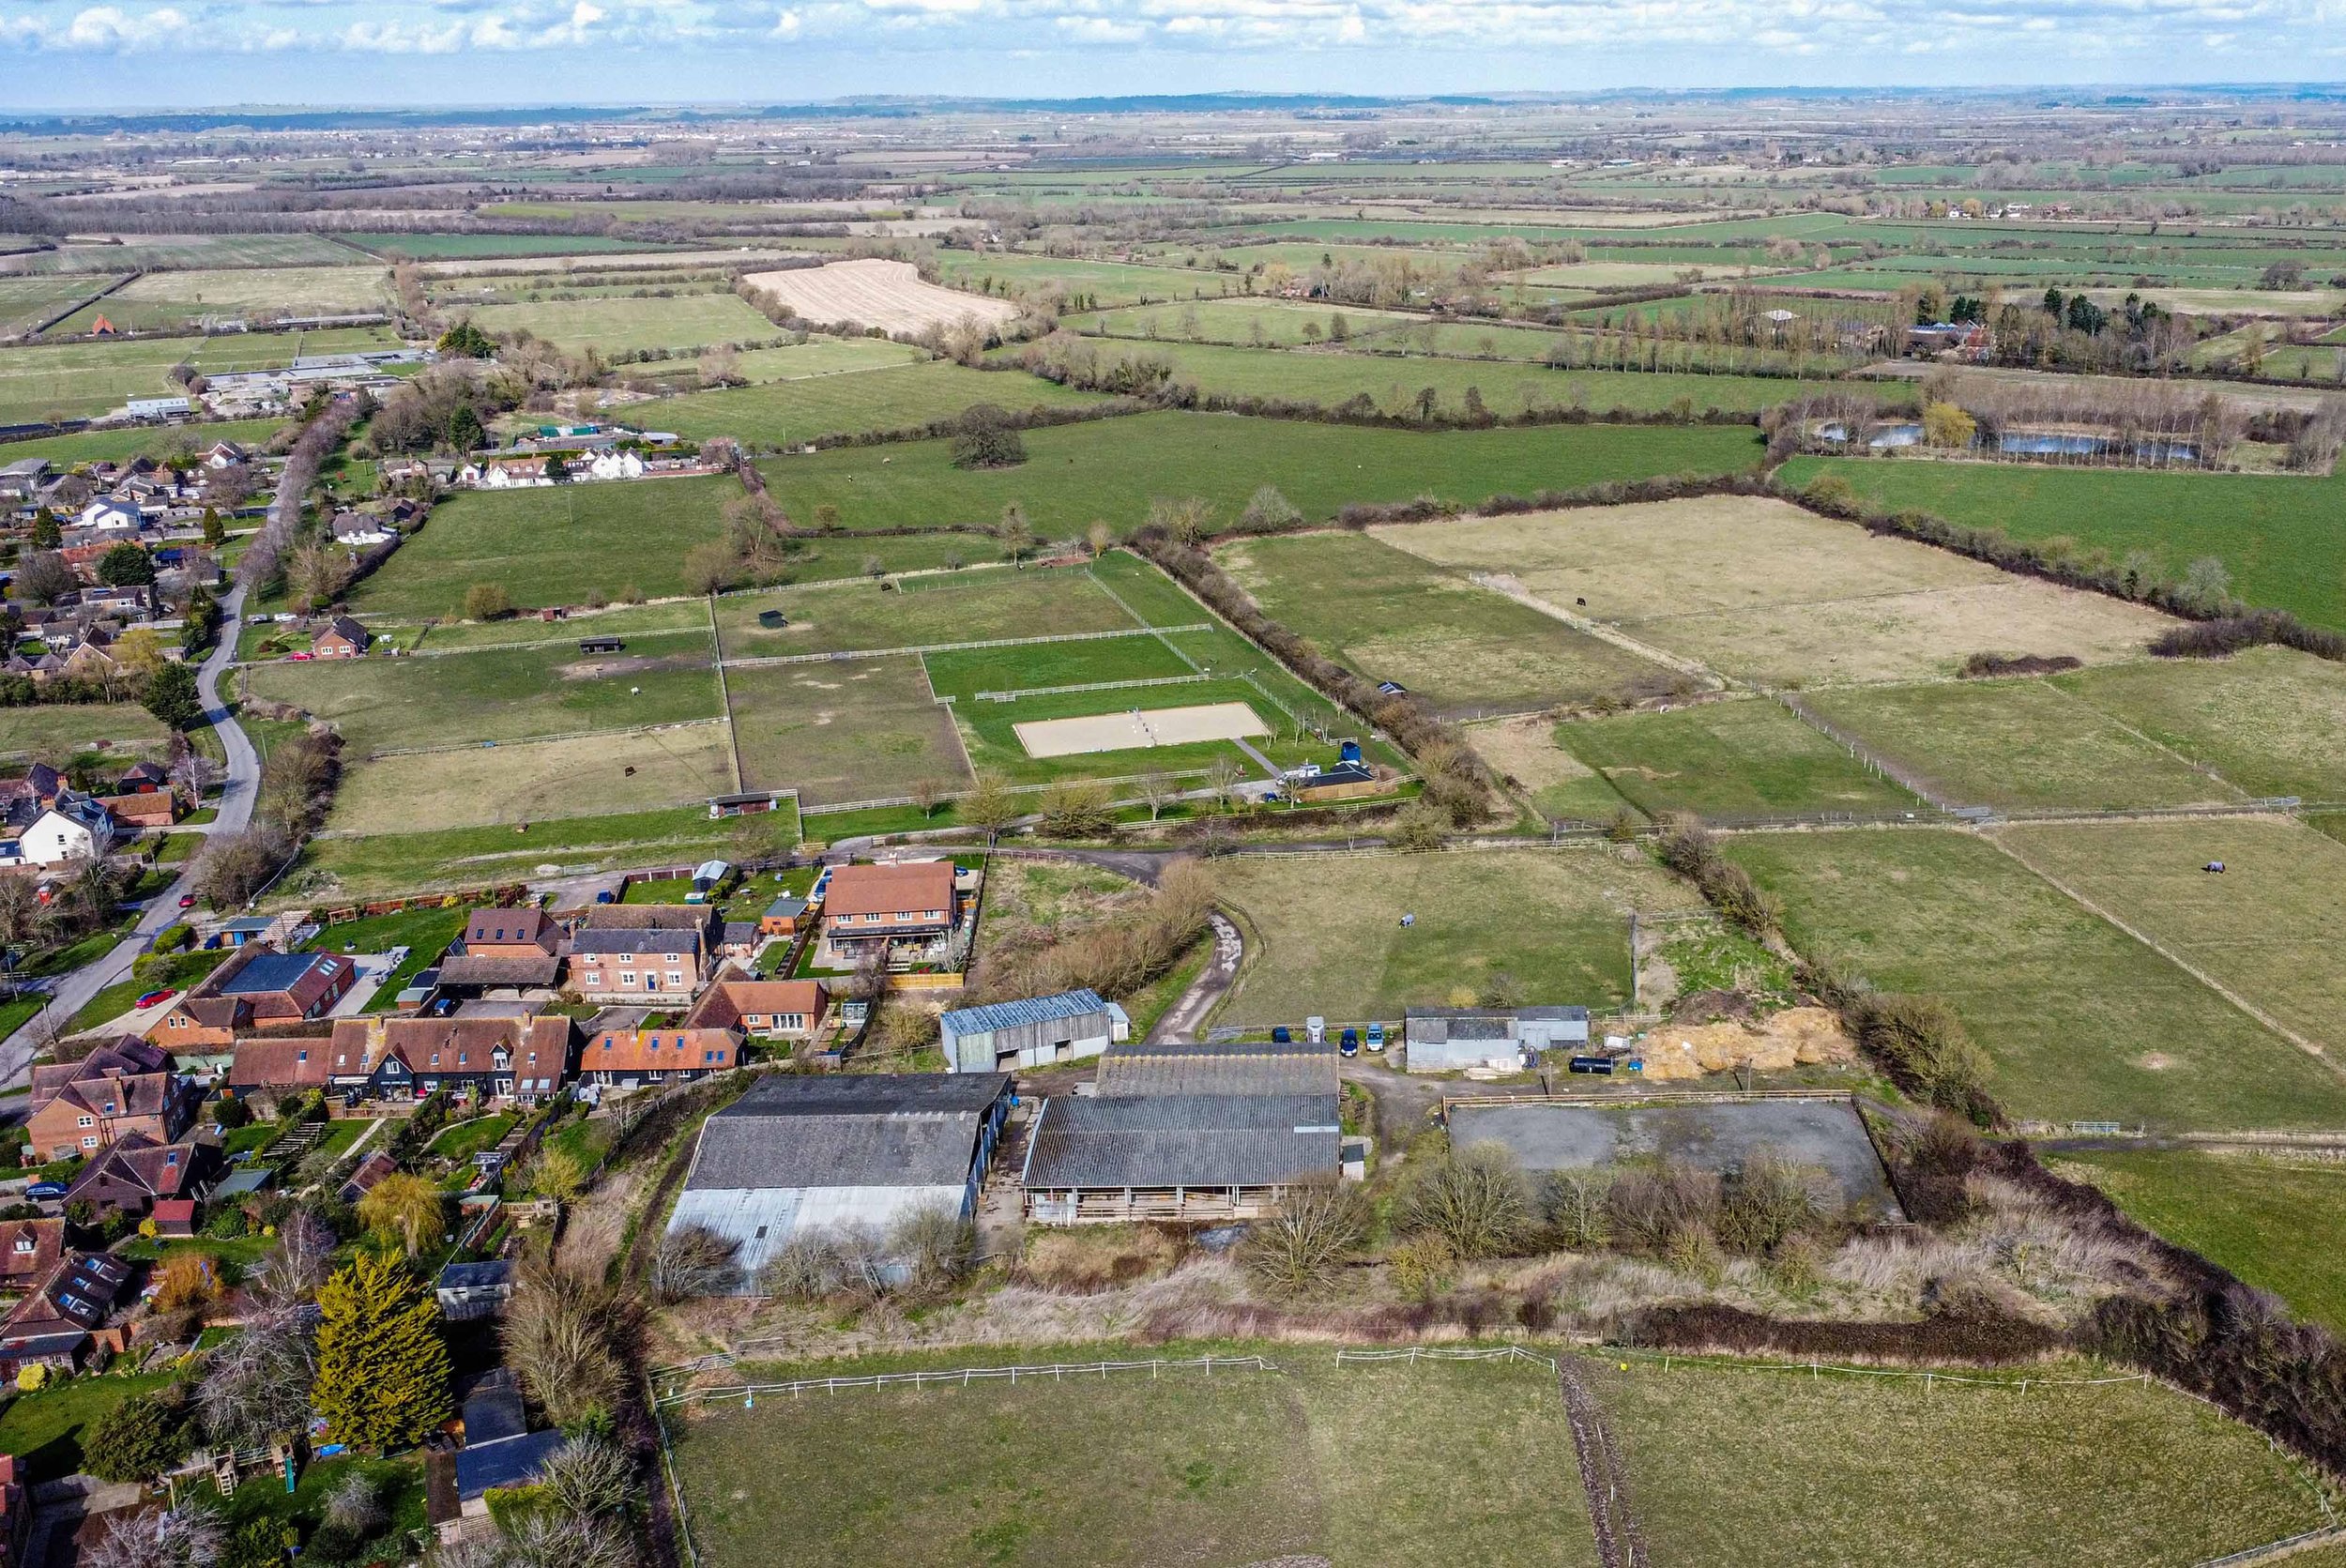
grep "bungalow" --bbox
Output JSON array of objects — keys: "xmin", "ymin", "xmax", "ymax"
[
  {"xmin": 568, "ymin": 927, "xmax": 706, "ymax": 1002},
  {"xmin": 328, "ymin": 511, "xmax": 394, "ymax": 548},
  {"xmin": 224, "ymin": 1035, "xmax": 333, "ymax": 1098},
  {"xmin": 148, "ymin": 944, "xmax": 357, "ymax": 1052},
  {"xmin": 73, "ymin": 498, "xmax": 140, "ymax": 533},
  {"xmin": 0, "ymin": 1252, "xmax": 132, "ymax": 1378},
  {"xmin": 311, "ymin": 617, "xmax": 372, "ymax": 659},
  {"xmin": 817, "ymin": 861, "xmax": 959, "ymax": 966},
  {"xmin": 578, "ymin": 1027, "xmax": 741, "ymax": 1089},
  {"xmin": 202, "ymin": 440, "xmax": 249, "ymax": 469},
  {"xmin": 25, "ymin": 1039, "xmax": 194, "ymax": 1163},
  {"xmin": 684, "ymin": 976, "xmax": 828, "ymax": 1042},
  {"xmin": 328, "ymin": 1015, "xmax": 574, "ymax": 1104},
  {"xmin": 938, "ymin": 989, "xmax": 1126, "ymax": 1074},
  {"xmin": 63, "ymin": 1133, "xmax": 219, "ymax": 1221}
]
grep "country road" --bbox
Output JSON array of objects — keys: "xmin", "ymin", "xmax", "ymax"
[{"xmin": 0, "ymin": 573, "xmax": 264, "ymax": 1088}]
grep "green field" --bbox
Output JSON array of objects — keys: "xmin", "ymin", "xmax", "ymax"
[
  {"xmin": 5, "ymin": 234, "xmax": 363, "ymax": 272},
  {"xmin": 665, "ymin": 1350, "xmax": 1599, "ymax": 1568},
  {"xmin": 715, "ymin": 567, "xmax": 1135, "ymax": 659},
  {"xmin": 1996, "ymin": 817, "xmax": 2346, "ymax": 1060},
  {"xmin": 283, "ymin": 803, "xmax": 751, "ymax": 904},
  {"xmin": 1064, "ymin": 297, "xmax": 1424, "ymax": 345},
  {"xmin": 0, "ymin": 329, "xmax": 398, "ymax": 423},
  {"xmin": 326, "ymin": 722, "xmax": 739, "ymax": 833},
  {"xmin": 752, "ymin": 411, "xmax": 1760, "ymax": 538},
  {"xmin": 1727, "ymin": 828, "xmax": 2346, "ymax": 1131},
  {"xmin": 348, "ymin": 472, "xmax": 743, "ymax": 617},
  {"xmin": 0, "ymin": 703, "xmax": 171, "ymax": 760},
  {"xmin": 245, "ymin": 632, "xmax": 722, "ymax": 754},
  {"xmin": 1218, "ymin": 530, "xmax": 1671, "ymax": 717},
  {"xmin": 345, "ymin": 233, "xmax": 694, "ymax": 259},
  {"xmin": 1779, "ymin": 458, "xmax": 2346, "ymax": 632},
  {"xmin": 716, "ymin": 338, "xmax": 925, "ymax": 383},
  {"xmin": 1558, "ymin": 697, "xmax": 1921, "ymax": 819},
  {"xmin": 2052, "ymin": 648, "xmax": 2346, "ymax": 802},
  {"xmin": 462, "ymin": 292, "xmax": 779, "ymax": 355},
  {"xmin": 2053, "ymin": 1149, "xmax": 2346, "ymax": 1334},
  {"xmin": 1597, "ymin": 1356, "xmax": 2327, "ymax": 1568},
  {"xmin": 935, "ymin": 251, "xmax": 1249, "ymax": 309},
  {"xmin": 1805, "ymin": 678, "xmax": 2245, "ymax": 810},
  {"xmin": 653, "ymin": 362, "xmax": 1109, "ymax": 450},
  {"xmin": 0, "ymin": 273, "xmax": 121, "ymax": 337},
  {"xmin": 1216, "ymin": 846, "xmax": 1703, "ymax": 1024},
  {"xmin": 725, "ymin": 656, "xmax": 966, "ymax": 806},
  {"xmin": 50, "ymin": 266, "xmax": 388, "ymax": 332},
  {"xmin": 0, "ymin": 415, "xmax": 284, "ymax": 467}
]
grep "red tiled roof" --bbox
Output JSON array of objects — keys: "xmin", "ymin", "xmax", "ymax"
[
  {"xmin": 586, "ymin": 1028, "xmax": 739, "ymax": 1074},
  {"xmin": 823, "ymin": 862, "xmax": 952, "ymax": 921}
]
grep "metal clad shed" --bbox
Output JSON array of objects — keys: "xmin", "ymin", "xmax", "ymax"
[
  {"xmin": 1403, "ymin": 1006, "xmax": 1589, "ymax": 1073},
  {"xmin": 1019, "ymin": 1091, "xmax": 1341, "ymax": 1225},
  {"xmin": 1094, "ymin": 1040, "xmax": 1340, "ymax": 1098},
  {"xmin": 937, "ymin": 988, "xmax": 1127, "ymax": 1074}
]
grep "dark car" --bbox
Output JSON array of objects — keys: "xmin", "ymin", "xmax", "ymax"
[
  {"xmin": 1339, "ymin": 1028, "xmax": 1360, "ymax": 1058},
  {"xmin": 1377, "ymin": 680, "xmax": 1408, "ymax": 696},
  {"xmin": 24, "ymin": 1181, "xmax": 68, "ymax": 1200},
  {"xmin": 1271, "ymin": 1026, "xmax": 1292, "ymax": 1043}
]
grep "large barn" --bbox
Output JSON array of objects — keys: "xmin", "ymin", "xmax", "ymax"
[{"xmin": 663, "ymin": 1073, "xmax": 1013, "ymax": 1286}]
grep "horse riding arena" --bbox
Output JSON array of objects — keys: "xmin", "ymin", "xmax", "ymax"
[{"xmin": 1013, "ymin": 701, "xmax": 1269, "ymax": 758}]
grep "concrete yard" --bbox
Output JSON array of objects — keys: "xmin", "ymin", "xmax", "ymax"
[{"xmin": 1449, "ymin": 1096, "xmax": 1903, "ymax": 1221}]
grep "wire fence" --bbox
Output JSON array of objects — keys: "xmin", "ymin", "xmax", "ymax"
[{"xmin": 654, "ymin": 1354, "xmax": 1281, "ymax": 1408}]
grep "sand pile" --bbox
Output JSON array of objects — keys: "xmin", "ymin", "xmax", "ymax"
[{"xmin": 1633, "ymin": 1006, "xmax": 1852, "ymax": 1081}]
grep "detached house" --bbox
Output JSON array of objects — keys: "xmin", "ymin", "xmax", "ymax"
[
  {"xmin": 63, "ymin": 1133, "xmax": 219, "ymax": 1221},
  {"xmin": 24, "ymin": 1039, "xmax": 193, "ymax": 1163},
  {"xmin": 311, "ymin": 617, "xmax": 372, "ymax": 658},
  {"xmin": 817, "ymin": 861, "xmax": 959, "ymax": 966},
  {"xmin": 327, "ymin": 1015, "xmax": 574, "ymax": 1103},
  {"xmin": 5, "ymin": 793, "xmax": 116, "ymax": 869},
  {"xmin": 147, "ymin": 944, "xmax": 356, "ymax": 1051},
  {"xmin": 0, "ymin": 1251, "xmax": 132, "ymax": 1378}
]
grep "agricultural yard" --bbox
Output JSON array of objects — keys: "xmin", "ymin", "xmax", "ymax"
[
  {"xmin": 663, "ymin": 1351, "xmax": 1600, "ymax": 1568},
  {"xmin": 1994, "ymin": 817, "xmax": 2346, "ymax": 1058},
  {"xmin": 1779, "ymin": 458, "xmax": 2346, "ymax": 632},
  {"xmin": 2052, "ymin": 1149, "xmax": 2346, "ymax": 1333},
  {"xmin": 345, "ymin": 472, "xmax": 742, "ymax": 617},
  {"xmin": 1726, "ymin": 828, "xmax": 2346, "ymax": 1131},
  {"xmin": 752, "ymin": 412, "xmax": 1763, "ymax": 536},
  {"xmin": 1595, "ymin": 1357, "xmax": 2329, "ymax": 1568},
  {"xmin": 1214, "ymin": 530, "xmax": 1674, "ymax": 717},
  {"xmin": 1372, "ymin": 495, "xmax": 2176, "ymax": 686},
  {"xmin": 48, "ymin": 265, "xmax": 388, "ymax": 332},
  {"xmin": 1214, "ymin": 845, "xmax": 1703, "ymax": 1024},
  {"xmin": 1557, "ymin": 696, "xmax": 1921, "ymax": 819},
  {"xmin": 740, "ymin": 259, "xmax": 1017, "ymax": 334},
  {"xmin": 1803, "ymin": 678, "xmax": 2243, "ymax": 810},
  {"xmin": 652, "ymin": 360, "xmax": 1107, "ymax": 449},
  {"xmin": 461, "ymin": 292, "xmax": 778, "ymax": 356}
]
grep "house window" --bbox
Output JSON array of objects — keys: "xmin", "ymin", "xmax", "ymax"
[
  {"xmin": 862, "ymin": 912, "xmax": 879, "ymax": 923},
  {"xmin": 780, "ymin": 1012, "xmax": 804, "ymax": 1030},
  {"xmin": 666, "ymin": 971, "xmax": 683, "ymax": 987},
  {"xmin": 77, "ymin": 1115, "xmax": 94, "ymax": 1128},
  {"xmin": 619, "ymin": 972, "xmax": 636, "ymax": 986},
  {"xmin": 620, "ymin": 952, "xmax": 636, "ymax": 964},
  {"xmin": 665, "ymin": 952, "xmax": 679, "ymax": 963},
  {"xmin": 82, "ymin": 1135, "xmax": 98, "ymax": 1149}
]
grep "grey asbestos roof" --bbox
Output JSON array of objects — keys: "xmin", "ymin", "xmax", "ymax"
[
  {"xmin": 1094, "ymin": 1041, "xmax": 1339, "ymax": 1098},
  {"xmin": 684, "ymin": 1073, "xmax": 1010, "ymax": 1192},
  {"xmin": 939, "ymin": 989, "xmax": 1108, "ymax": 1042},
  {"xmin": 1021, "ymin": 1093, "xmax": 1341, "ymax": 1190}
]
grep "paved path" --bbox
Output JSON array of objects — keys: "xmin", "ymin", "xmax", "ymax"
[{"xmin": 0, "ymin": 579, "xmax": 262, "ymax": 1088}]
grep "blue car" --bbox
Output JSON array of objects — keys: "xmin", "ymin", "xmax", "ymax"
[
  {"xmin": 24, "ymin": 1181, "xmax": 68, "ymax": 1200},
  {"xmin": 1271, "ymin": 1026, "xmax": 1292, "ymax": 1043},
  {"xmin": 1339, "ymin": 1028, "xmax": 1360, "ymax": 1058}
]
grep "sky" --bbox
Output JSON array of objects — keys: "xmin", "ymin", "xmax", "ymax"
[{"xmin": 2, "ymin": 0, "xmax": 2345, "ymax": 111}]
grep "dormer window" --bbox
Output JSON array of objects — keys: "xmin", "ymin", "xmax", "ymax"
[{"xmin": 13, "ymin": 1235, "xmax": 34, "ymax": 1253}]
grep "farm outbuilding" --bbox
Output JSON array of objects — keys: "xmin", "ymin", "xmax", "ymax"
[
  {"xmin": 1093, "ymin": 1039, "xmax": 1339, "ymax": 1098},
  {"xmin": 1019, "ymin": 1092, "xmax": 1342, "ymax": 1225},
  {"xmin": 663, "ymin": 1073, "xmax": 1012, "ymax": 1286},
  {"xmin": 938, "ymin": 989, "xmax": 1128, "ymax": 1074},
  {"xmin": 1404, "ymin": 1005, "xmax": 1590, "ymax": 1073}
]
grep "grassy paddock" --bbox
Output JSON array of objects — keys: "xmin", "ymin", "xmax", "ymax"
[
  {"xmin": 1558, "ymin": 697, "xmax": 1920, "ymax": 819},
  {"xmin": 328, "ymin": 723, "xmax": 739, "ymax": 834},
  {"xmin": 348, "ymin": 472, "xmax": 743, "ymax": 617},
  {"xmin": 1727, "ymin": 828, "xmax": 2346, "ymax": 1131},
  {"xmin": 714, "ymin": 568, "xmax": 1135, "ymax": 660},
  {"xmin": 725, "ymin": 656, "xmax": 968, "ymax": 806},
  {"xmin": 0, "ymin": 703, "xmax": 169, "ymax": 759},
  {"xmin": 283, "ymin": 805, "xmax": 753, "ymax": 905},
  {"xmin": 654, "ymin": 361, "xmax": 1107, "ymax": 449},
  {"xmin": 1596, "ymin": 1354, "xmax": 2327, "ymax": 1568},
  {"xmin": 463, "ymin": 292, "xmax": 778, "ymax": 356},
  {"xmin": 754, "ymin": 410, "xmax": 1762, "ymax": 537},
  {"xmin": 2054, "ymin": 648, "xmax": 2346, "ymax": 802},
  {"xmin": 1214, "ymin": 845, "xmax": 1703, "ymax": 1024}
]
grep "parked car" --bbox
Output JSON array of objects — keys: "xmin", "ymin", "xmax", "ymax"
[
  {"xmin": 1305, "ymin": 1015, "xmax": 1326, "ymax": 1045},
  {"xmin": 135, "ymin": 987, "xmax": 176, "ymax": 1009},
  {"xmin": 177, "ymin": 892, "xmax": 196, "ymax": 908},
  {"xmin": 1366, "ymin": 1022, "xmax": 1386, "ymax": 1053},
  {"xmin": 1271, "ymin": 1026, "xmax": 1292, "ymax": 1043},
  {"xmin": 287, "ymin": 650, "xmax": 312, "ymax": 661},
  {"xmin": 23, "ymin": 1181, "xmax": 68, "ymax": 1200},
  {"xmin": 1377, "ymin": 680, "xmax": 1408, "ymax": 696},
  {"xmin": 1339, "ymin": 1028, "xmax": 1360, "ymax": 1058}
]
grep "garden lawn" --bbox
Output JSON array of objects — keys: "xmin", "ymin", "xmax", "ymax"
[
  {"xmin": 298, "ymin": 904, "xmax": 467, "ymax": 1010},
  {"xmin": 1804, "ymin": 677, "xmax": 2245, "ymax": 811},
  {"xmin": 465, "ymin": 292, "xmax": 778, "ymax": 355},
  {"xmin": 754, "ymin": 411, "xmax": 1762, "ymax": 537},
  {"xmin": 1778, "ymin": 458, "xmax": 2346, "ymax": 632},
  {"xmin": 242, "ymin": 633, "xmax": 722, "ymax": 754},
  {"xmin": 1594, "ymin": 1354, "xmax": 2327, "ymax": 1568},
  {"xmin": 428, "ymin": 1112, "xmax": 518, "ymax": 1162},
  {"xmin": 1557, "ymin": 696, "xmax": 1921, "ymax": 819},
  {"xmin": 0, "ymin": 1370, "xmax": 179, "ymax": 1483},
  {"xmin": 1994, "ymin": 817, "xmax": 2346, "ymax": 1059},
  {"xmin": 2051, "ymin": 1149, "xmax": 2346, "ymax": 1334},
  {"xmin": 1215, "ymin": 845, "xmax": 1703, "ymax": 1025},
  {"xmin": 346, "ymin": 472, "xmax": 745, "ymax": 617},
  {"xmin": 654, "ymin": 361, "xmax": 1107, "ymax": 449},
  {"xmin": 1726, "ymin": 828, "xmax": 2346, "ymax": 1131},
  {"xmin": 1217, "ymin": 530, "xmax": 1671, "ymax": 717},
  {"xmin": 2053, "ymin": 647, "xmax": 2346, "ymax": 801}
]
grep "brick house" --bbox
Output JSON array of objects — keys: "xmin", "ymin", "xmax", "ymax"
[
  {"xmin": 0, "ymin": 1252, "xmax": 132, "ymax": 1378},
  {"xmin": 224, "ymin": 1035, "xmax": 334, "ymax": 1098},
  {"xmin": 0, "ymin": 1219, "xmax": 64, "ymax": 1295},
  {"xmin": 312, "ymin": 616, "xmax": 372, "ymax": 658},
  {"xmin": 577, "ymin": 1028, "xmax": 742, "ymax": 1088},
  {"xmin": 148, "ymin": 944, "xmax": 357, "ymax": 1051},
  {"xmin": 327, "ymin": 1015, "xmax": 574, "ymax": 1103},
  {"xmin": 685, "ymin": 977, "xmax": 829, "ymax": 1042},
  {"xmin": 62, "ymin": 1133, "xmax": 219, "ymax": 1221},
  {"xmin": 817, "ymin": 862, "xmax": 958, "ymax": 965},
  {"xmin": 439, "ymin": 906, "xmax": 563, "ymax": 992},
  {"xmin": 98, "ymin": 790, "xmax": 177, "ymax": 830},
  {"xmin": 24, "ymin": 1039, "xmax": 195, "ymax": 1164},
  {"xmin": 568, "ymin": 927, "xmax": 706, "ymax": 1001}
]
